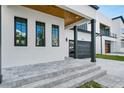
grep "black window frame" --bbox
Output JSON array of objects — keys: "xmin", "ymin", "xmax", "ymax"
[
  {"xmin": 35, "ymin": 21, "xmax": 45, "ymax": 47},
  {"xmin": 81, "ymin": 23, "xmax": 87, "ymax": 30},
  {"xmin": 52, "ymin": 24, "xmax": 59, "ymax": 47},
  {"xmin": 100, "ymin": 23, "xmax": 110, "ymax": 36},
  {"xmin": 14, "ymin": 16, "xmax": 28, "ymax": 46}
]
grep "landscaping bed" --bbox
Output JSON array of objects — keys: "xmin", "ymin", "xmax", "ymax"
[{"xmin": 79, "ymin": 81, "xmax": 103, "ymax": 88}]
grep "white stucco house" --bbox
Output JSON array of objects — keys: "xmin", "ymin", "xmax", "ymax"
[
  {"xmin": 0, "ymin": 5, "xmax": 123, "ymax": 86},
  {"xmin": 96, "ymin": 13, "xmax": 124, "ymax": 54},
  {"xmin": 0, "ymin": 5, "xmax": 98, "ymax": 68}
]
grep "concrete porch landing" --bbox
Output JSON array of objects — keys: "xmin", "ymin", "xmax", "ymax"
[{"xmin": 0, "ymin": 58, "xmax": 106, "ymax": 88}]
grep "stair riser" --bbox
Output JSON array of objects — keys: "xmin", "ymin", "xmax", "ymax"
[
  {"xmin": 36, "ymin": 67, "xmax": 101, "ymax": 88},
  {"xmin": 1, "ymin": 64, "xmax": 95, "ymax": 88},
  {"xmin": 70, "ymin": 71, "xmax": 107, "ymax": 88}
]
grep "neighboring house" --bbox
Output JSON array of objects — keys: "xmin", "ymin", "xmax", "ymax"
[
  {"xmin": 96, "ymin": 14, "xmax": 124, "ymax": 54},
  {"xmin": 112, "ymin": 16, "xmax": 124, "ymax": 53},
  {"xmin": 67, "ymin": 10, "xmax": 124, "ymax": 55}
]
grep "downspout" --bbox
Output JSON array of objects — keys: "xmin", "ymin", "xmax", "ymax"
[
  {"xmin": 74, "ymin": 26, "xmax": 78, "ymax": 58},
  {"xmin": 0, "ymin": 5, "xmax": 2, "ymax": 83},
  {"xmin": 100, "ymin": 34, "xmax": 103, "ymax": 54}
]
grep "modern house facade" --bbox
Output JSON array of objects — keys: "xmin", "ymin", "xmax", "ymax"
[
  {"xmin": 0, "ymin": 5, "xmax": 97, "ymax": 68},
  {"xmin": 0, "ymin": 5, "xmax": 98, "ymax": 83},
  {"xmin": 0, "ymin": 5, "xmax": 123, "ymax": 84},
  {"xmin": 96, "ymin": 13, "xmax": 124, "ymax": 54}
]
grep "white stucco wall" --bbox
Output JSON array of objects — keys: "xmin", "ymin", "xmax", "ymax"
[
  {"xmin": 67, "ymin": 29, "xmax": 91, "ymax": 41},
  {"xmin": 1, "ymin": 5, "xmax": 68, "ymax": 68},
  {"xmin": 96, "ymin": 36, "xmax": 101, "ymax": 54},
  {"xmin": 112, "ymin": 19, "xmax": 124, "ymax": 52},
  {"xmin": 97, "ymin": 12, "xmax": 112, "ymax": 27},
  {"xmin": 96, "ymin": 12, "xmax": 112, "ymax": 33},
  {"xmin": 118, "ymin": 19, "xmax": 124, "ymax": 52}
]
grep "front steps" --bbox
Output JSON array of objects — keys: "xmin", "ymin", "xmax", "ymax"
[{"xmin": 0, "ymin": 59, "xmax": 106, "ymax": 88}]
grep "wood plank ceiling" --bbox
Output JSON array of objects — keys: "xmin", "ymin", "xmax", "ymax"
[{"xmin": 23, "ymin": 5, "xmax": 84, "ymax": 26}]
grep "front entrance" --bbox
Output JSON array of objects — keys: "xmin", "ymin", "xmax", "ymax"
[
  {"xmin": 105, "ymin": 40, "xmax": 111, "ymax": 53},
  {"xmin": 69, "ymin": 40, "xmax": 91, "ymax": 58}
]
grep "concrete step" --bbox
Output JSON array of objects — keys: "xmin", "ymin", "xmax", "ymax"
[
  {"xmin": 53, "ymin": 70, "xmax": 106, "ymax": 88},
  {"xmin": 0, "ymin": 62, "xmax": 95, "ymax": 88},
  {"xmin": 20, "ymin": 65, "xmax": 101, "ymax": 88}
]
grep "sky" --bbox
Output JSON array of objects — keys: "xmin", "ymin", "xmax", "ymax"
[{"xmin": 98, "ymin": 5, "xmax": 124, "ymax": 19}]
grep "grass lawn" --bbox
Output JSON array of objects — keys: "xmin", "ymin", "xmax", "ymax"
[
  {"xmin": 79, "ymin": 81, "xmax": 103, "ymax": 88},
  {"xmin": 96, "ymin": 54, "xmax": 124, "ymax": 61}
]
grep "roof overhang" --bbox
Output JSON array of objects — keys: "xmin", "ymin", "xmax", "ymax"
[
  {"xmin": 89, "ymin": 5, "xmax": 99, "ymax": 10},
  {"xmin": 23, "ymin": 5, "xmax": 84, "ymax": 26},
  {"xmin": 112, "ymin": 16, "xmax": 124, "ymax": 24}
]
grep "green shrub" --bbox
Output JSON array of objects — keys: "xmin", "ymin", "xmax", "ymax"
[{"xmin": 79, "ymin": 81, "xmax": 102, "ymax": 88}]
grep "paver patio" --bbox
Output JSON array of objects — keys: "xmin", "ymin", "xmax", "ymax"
[
  {"xmin": 96, "ymin": 58, "xmax": 124, "ymax": 78},
  {"xmin": 72, "ymin": 58, "xmax": 124, "ymax": 88},
  {"xmin": 1, "ymin": 58, "xmax": 124, "ymax": 88},
  {"xmin": 95, "ymin": 58, "xmax": 124, "ymax": 88}
]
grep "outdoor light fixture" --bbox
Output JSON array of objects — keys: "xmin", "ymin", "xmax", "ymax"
[
  {"xmin": 75, "ymin": 16, "xmax": 79, "ymax": 19},
  {"xmin": 66, "ymin": 37, "xmax": 68, "ymax": 42}
]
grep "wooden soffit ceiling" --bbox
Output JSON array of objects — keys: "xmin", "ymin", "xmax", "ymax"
[{"xmin": 23, "ymin": 5, "xmax": 84, "ymax": 26}]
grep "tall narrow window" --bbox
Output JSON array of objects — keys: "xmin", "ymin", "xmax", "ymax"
[
  {"xmin": 36, "ymin": 21, "xmax": 45, "ymax": 46},
  {"xmin": 52, "ymin": 25, "xmax": 59, "ymax": 47},
  {"xmin": 15, "ymin": 17, "xmax": 27, "ymax": 46}
]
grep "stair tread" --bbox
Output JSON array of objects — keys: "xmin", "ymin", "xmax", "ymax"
[
  {"xmin": 20, "ymin": 65, "xmax": 101, "ymax": 88},
  {"xmin": 53, "ymin": 70, "xmax": 106, "ymax": 88},
  {"xmin": 2, "ymin": 63, "xmax": 95, "ymax": 83}
]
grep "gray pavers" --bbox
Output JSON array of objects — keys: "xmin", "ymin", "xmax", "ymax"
[
  {"xmin": 95, "ymin": 75, "xmax": 124, "ymax": 88},
  {"xmin": 96, "ymin": 58, "xmax": 124, "ymax": 79},
  {"xmin": 95, "ymin": 58, "xmax": 124, "ymax": 88},
  {"xmin": 0, "ymin": 58, "xmax": 106, "ymax": 88}
]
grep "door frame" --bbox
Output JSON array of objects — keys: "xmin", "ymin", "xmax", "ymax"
[{"xmin": 105, "ymin": 40, "xmax": 111, "ymax": 53}]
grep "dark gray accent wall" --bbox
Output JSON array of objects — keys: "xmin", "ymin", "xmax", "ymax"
[
  {"xmin": 0, "ymin": 5, "xmax": 2, "ymax": 83},
  {"xmin": 69, "ymin": 40, "xmax": 91, "ymax": 58},
  {"xmin": 77, "ymin": 41, "xmax": 91, "ymax": 58}
]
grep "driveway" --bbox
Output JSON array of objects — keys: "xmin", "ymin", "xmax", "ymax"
[
  {"xmin": 106, "ymin": 53, "xmax": 124, "ymax": 56},
  {"xmin": 81, "ymin": 58, "xmax": 124, "ymax": 87},
  {"xmin": 94, "ymin": 58, "xmax": 124, "ymax": 87},
  {"xmin": 96, "ymin": 58, "xmax": 124, "ymax": 79}
]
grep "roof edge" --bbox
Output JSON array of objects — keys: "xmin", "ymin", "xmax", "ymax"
[
  {"xmin": 112, "ymin": 16, "xmax": 124, "ymax": 24},
  {"xmin": 89, "ymin": 5, "xmax": 99, "ymax": 10}
]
